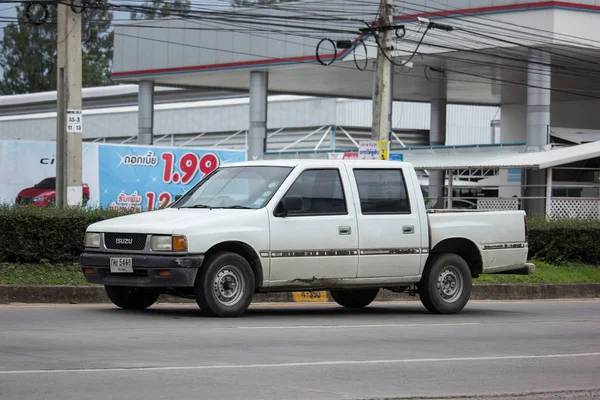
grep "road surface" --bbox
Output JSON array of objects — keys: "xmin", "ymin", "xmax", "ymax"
[{"xmin": 1, "ymin": 299, "xmax": 599, "ymax": 400}]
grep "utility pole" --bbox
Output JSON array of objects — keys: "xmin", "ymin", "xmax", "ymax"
[
  {"xmin": 371, "ymin": 0, "xmax": 394, "ymax": 142},
  {"xmin": 56, "ymin": 0, "xmax": 83, "ymax": 207}
]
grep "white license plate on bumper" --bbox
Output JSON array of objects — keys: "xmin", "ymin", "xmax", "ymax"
[{"xmin": 110, "ymin": 257, "xmax": 133, "ymax": 273}]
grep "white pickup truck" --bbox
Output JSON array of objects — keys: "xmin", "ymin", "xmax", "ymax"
[{"xmin": 80, "ymin": 159, "xmax": 534, "ymax": 317}]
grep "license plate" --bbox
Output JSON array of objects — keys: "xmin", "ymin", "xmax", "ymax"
[{"xmin": 110, "ymin": 257, "xmax": 133, "ymax": 273}]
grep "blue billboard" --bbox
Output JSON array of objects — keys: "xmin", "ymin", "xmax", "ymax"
[{"xmin": 98, "ymin": 144, "xmax": 246, "ymax": 211}]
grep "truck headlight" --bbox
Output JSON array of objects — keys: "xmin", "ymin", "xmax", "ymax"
[
  {"xmin": 151, "ymin": 235, "xmax": 187, "ymax": 251},
  {"xmin": 85, "ymin": 232, "xmax": 101, "ymax": 248}
]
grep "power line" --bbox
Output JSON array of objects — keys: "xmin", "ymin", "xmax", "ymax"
[
  {"xmin": 4, "ymin": 0, "xmax": 600, "ymax": 101},
  {"xmin": 112, "ymin": 30, "xmax": 600, "ymax": 101}
]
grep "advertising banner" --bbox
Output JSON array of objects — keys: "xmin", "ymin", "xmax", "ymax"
[
  {"xmin": 0, "ymin": 140, "xmax": 246, "ymax": 211},
  {"xmin": 98, "ymin": 144, "xmax": 246, "ymax": 212},
  {"xmin": 0, "ymin": 140, "xmax": 100, "ymax": 206}
]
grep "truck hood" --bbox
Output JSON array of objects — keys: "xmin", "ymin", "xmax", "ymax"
[{"xmin": 87, "ymin": 207, "xmax": 263, "ymax": 234}]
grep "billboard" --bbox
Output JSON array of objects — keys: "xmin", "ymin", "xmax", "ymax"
[
  {"xmin": 0, "ymin": 140, "xmax": 100, "ymax": 207},
  {"xmin": 0, "ymin": 140, "xmax": 246, "ymax": 210},
  {"xmin": 98, "ymin": 144, "xmax": 245, "ymax": 211}
]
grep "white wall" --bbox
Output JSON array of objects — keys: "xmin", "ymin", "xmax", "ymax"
[
  {"xmin": 446, "ymin": 105, "xmax": 500, "ymax": 145},
  {"xmin": 499, "ymin": 104, "xmax": 527, "ymax": 144}
]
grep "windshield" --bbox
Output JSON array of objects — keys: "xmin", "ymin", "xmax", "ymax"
[
  {"xmin": 175, "ymin": 166, "xmax": 293, "ymax": 209},
  {"xmin": 35, "ymin": 178, "xmax": 55, "ymax": 190}
]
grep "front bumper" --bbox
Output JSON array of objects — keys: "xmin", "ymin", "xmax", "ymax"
[{"xmin": 80, "ymin": 252, "xmax": 204, "ymax": 287}]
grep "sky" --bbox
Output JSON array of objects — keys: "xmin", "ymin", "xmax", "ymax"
[
  {"xmin": 0, "ymin": 1, "xmax": 133, "ymax": 38},
  {"xmin": 0, "ymin": 1, "xmax": 231, "ymax": 77}
]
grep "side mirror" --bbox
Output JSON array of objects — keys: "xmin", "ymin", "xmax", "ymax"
[
  {"xmin": 284, "ymin": 195, "xmax": 303, "ymax": 213},
  {"xmin": 275, "ymin": 195, "xmax": 303, "ymax": 217},
  {"xmin": 174, "ymin": 194, "xmax": 182, "ymax": 201}
]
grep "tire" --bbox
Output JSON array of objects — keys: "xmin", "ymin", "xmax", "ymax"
[
  {"xmin": 417, "ymin": 253, "xmax": 472, "ymax": 314},
  {"xmin": 194, "ymin": 252, "xmax": 255, "ymax": 317},
  {"xmin": 104, "ymin": 286, "xmax": 160, "ymax": 310},
  {"xmin": 330, "ymin": 288, "xmax": 379, "ymax": 309}
]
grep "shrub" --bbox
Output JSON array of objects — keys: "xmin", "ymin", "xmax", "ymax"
[
  {"xmin": 0, "ymin": 205, "xmax": 126, "ymax": 263},
  {"xmin": 0, "ymin": 206, "xmax": 598, "ymax": 266},
  {"xmin": 527, "ymin": 217, "xmax": 600, "ymax": 265}
]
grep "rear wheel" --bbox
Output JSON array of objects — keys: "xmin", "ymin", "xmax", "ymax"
[
  {"xmin": 330, "ymin": 288, "xmax": 379, "ymax": 308},
  {"xmin": 194, "ymin": 252, "xmax": 255, "ymax": 317},
  {"xmin": 104, "ymin": 286, "xmax": 160, "ymax": 310},
  {"xmin": 418, "ymin": 253, "xmax": 472, "ymax": 314}
]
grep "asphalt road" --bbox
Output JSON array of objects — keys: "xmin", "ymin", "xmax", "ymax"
[{"xmin": 1, "ymin": 299, "xmax": 599, "ymax": 400}]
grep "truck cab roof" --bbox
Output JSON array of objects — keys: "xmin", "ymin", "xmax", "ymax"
[{"xmin": 222, "ymin": 159, "xmax": 410, "ymax": 169}]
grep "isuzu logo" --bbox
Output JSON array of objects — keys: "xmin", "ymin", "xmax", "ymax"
[{"xmin": 115, "ymin": 238, "xmax": 133, "ymax": 245}]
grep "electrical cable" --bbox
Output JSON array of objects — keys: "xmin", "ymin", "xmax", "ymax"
[
  {"xmin": 6, "ymin": 0, "xmax": 600, "ymax": 100},
  {"xmin": 352, "ymin": 38, "xmax": 368, "ymax": 71},
  {"xmin": 315, "ymin": 38, "xmax": 337, "ymax": 66},
  {"xmin": 111, "ymin": 30, "xmax": 600, "ymax": 100}
]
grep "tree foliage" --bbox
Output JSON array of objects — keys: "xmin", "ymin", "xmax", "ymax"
[
  {"xmin": 0, "ymin": 3, "xmax": 113, "ymax": 95},
  {"xmin": 130, "ymin": 0, "xmax": 192, "ymax": 20}
]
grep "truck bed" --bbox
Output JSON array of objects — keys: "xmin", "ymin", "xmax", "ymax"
[{"xmin": 426, "ymin": 209, "xmax": 529, "ymax": 274}]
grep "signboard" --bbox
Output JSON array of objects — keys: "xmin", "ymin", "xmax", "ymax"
[
  {"xmin": 378, "ymin": 140, "xmax": 390, "ymax": 160},
  {"xmin": 328, "ymin": 152, "xmax": 358, "ymax": 160},
  {"xmin": 358, "ymin": 140, "xmax": 379, "ymax": 160},
  {"xmin": 328, "ymin": 152, "xmax": 403, "ymax": 161},
  {"xmin": 98, "ymin": 144, "xmax": 246, "ymax": 212},
  {"xmin": 67, "ymin": 109, "xmax": 83, "ymax": 133}
]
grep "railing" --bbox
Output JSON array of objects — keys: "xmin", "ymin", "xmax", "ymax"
[
  {"xmin": 549, "ymin": 198, "xmax": 600, "ymax": 220},
  {"xmin": 477, "ymin": 198, "xmax": 519, "ymax": 211}
]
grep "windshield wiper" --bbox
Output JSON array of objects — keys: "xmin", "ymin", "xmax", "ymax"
[
  {"xmin": 179, "ymin": 204, "xmax": 212, "ymax": 209},
  {"xmin": 212, "ymin": 205, "xmax": 254, "ymax": 209}
]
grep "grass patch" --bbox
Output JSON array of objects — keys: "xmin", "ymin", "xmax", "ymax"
[
  {"xmin": 474, "ymin": 260, "xmax": 600, "ymax": 284},
  {"xmin": 0, "ymin": 259, "xmax": 598, "ymax": 286},
  {"xmin": 0, "ymin": 263, "xmax": 88, "ymax": 285}
]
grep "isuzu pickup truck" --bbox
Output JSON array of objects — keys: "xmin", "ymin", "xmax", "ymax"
[{"xmin": 80, "ymin": 160, "xmax": 534, "ymax": 317}]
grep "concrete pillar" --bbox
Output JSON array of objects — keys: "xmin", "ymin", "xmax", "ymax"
[
  {"xmin": 138, "ymin": 80, "xmax": 154, "ymax": 145},
  {"xmin": 429, "ymin": 81, "xmax": 447, "ymax": 207},
  {"xmin": 525, "ymin": 49, "xmax": 551, "ymax": 216},
  {"xmin": 526, "ymin": 49, "xmax": 551, "ymax": 151},
  {"xmin": 249, "ymin": 71, "xmax": 268, "ymax": 160}
]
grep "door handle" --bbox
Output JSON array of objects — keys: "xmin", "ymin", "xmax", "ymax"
[
  {"xmin": 402, "ymin": 225, "xmax": 414, "ymax": 234},
  {"xmin": 338, "ymin": 226, "xmax": 352, "ymax": 235}
]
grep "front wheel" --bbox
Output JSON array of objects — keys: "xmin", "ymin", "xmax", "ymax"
[
  {"xmin": 330, "ymin": 288, "xmax": 379, "ymax": 308},
  {"xmin": 417, "ymin": 253, "xmax": 472, "ymax": 314},
  {"xmin": 194, "ymin": 252, "xmax": 255, "ymax": 317},
  {"xmin": 104, "ymin": 286, "xmax": 160, "ymax": 310}
]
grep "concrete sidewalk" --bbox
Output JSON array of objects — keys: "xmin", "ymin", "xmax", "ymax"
[{"xmin": 0, "ymin": 283, "xmax": 598, "ymax": 304}]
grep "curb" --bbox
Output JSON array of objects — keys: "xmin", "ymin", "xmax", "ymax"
[{"xmin": 0, "ymin": 283, "xmax": 599, "ymax": 304}]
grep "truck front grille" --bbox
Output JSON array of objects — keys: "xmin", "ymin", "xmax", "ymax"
[{"xmin": 104, "ymin": 233, "xmax": 147, "ymax": 251}]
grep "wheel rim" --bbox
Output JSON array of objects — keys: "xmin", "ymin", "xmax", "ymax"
[
  {"xmin": 437, "ymin": 265, "xmax": 463, "ymax": 303},
  {"xmin": 212, "ymin": 265, "xmax": 245, "ymax": 306}
]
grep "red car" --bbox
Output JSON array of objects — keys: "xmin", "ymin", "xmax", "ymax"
[{"xmin": 16, "ymin": 177, "xmax": 90, "ymax": 207}]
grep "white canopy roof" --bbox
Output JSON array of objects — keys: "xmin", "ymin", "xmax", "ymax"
[
  {"xmin": 550, "ymin": 128, "xmax": 600, "ymax": 144},
  {"xmin": 402, "ymin": 141, "xmax": 600, "ymax": 170}
]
